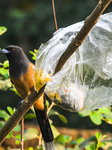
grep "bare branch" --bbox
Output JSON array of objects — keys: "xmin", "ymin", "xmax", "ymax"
[
  {"xmin": 0, "ymin": 85, "xmax": 45, "ymax": 144},
  {"xmin": 54, "ymin": 0, "xmax": 112, "ymax": 74}
]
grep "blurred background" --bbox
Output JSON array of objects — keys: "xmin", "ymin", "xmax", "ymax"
[{"xmin": 0, "ymin": 0, "xmax": 112, "ymax": 131}]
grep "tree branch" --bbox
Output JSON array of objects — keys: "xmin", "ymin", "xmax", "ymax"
[
  {"xmin": 54, "ymin": 0, "xmax": 112, "ymax": 74},
  {"xmin": 0, "ymin": 85, "xmax": 45, "ymax": 144},
  {"xmin": 0, "ymin": 0, "xmax": 111, "ymax": 145}
]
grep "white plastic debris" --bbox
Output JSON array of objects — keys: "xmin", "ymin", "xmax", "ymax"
[{"xmin": 35, "ymin": 12, "xmax": 112, "ymax": 112}]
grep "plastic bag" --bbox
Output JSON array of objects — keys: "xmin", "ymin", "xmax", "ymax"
[{"xmin": 34, "ymin": 12, "xmax": 112, "ymax": 112}]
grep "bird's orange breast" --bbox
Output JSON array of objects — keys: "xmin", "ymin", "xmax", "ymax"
[{"xmin": 10, "ymin": 63, "xmax": 44, "ymax": 110}]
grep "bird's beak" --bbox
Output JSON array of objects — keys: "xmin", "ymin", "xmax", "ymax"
[{"xmin": 0, "ymin": 49, "xmax": 10, "ymax": 54}]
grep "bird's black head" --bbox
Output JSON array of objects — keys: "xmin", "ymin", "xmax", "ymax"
[
  {"xmin": 0, "ymin": 45, "xmax": 24, "ymax": 59},
  {"xmin": 0, "ymin": 45, "xmax": 29, "ymax": 62},
  {"xmin": 0, "ymin": 45, "xmax": 30, "ymax": 78}
]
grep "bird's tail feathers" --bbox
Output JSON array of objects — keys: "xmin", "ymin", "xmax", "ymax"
[
  {"xmin": 44, "ymin": 141, "xmax": 55, "ymax": 150},
  {"xmin": 34, "ymin": 107, "xmax": 54, "ymax": 143}
]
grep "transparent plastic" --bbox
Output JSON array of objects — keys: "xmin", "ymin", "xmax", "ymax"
[{"xmin": 35, "ymin": 12, "xmax": 112, "ymax": 112}]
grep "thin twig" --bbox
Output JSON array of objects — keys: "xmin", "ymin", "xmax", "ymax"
[
  {"xmin": 52, "ymin": 0, "xmax": 58, "ymax": 30},
  {"xmin": 47, "ymin": 102, "xmax": 55, "ymax": 115},
  {"xmin": 38, "ymin": 131, "xmax": 42, "ymax": 146},
  {"xmin": 20, "ymin": 117, "xmax": 24, "ymax": 150}
]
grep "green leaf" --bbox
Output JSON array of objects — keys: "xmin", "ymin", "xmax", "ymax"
[
  {"xmin": 6, "ymin": 131, "xmax": 12, "ymax": 138},
  {"xmin": 7, "ymin": 106, "xmax": 14, "ymax": 115},
  {"xmin": 58, "ymin": 114, "xmax": 67, "ymax": 123},
  {"xmin": 10, "ymin": 87, "xmax": 19, "ymax": 95},
  {"xmin": 100, "ymin": 135, "xmax": 107, "ymax": 141},
  {"xmin": 36, "ymin": 145, "xmax": 43, "ymax": 150},
  {"xmin": 3, "ymin": 60, "xmax": 9, "ymax": 68},
  {"xmin": 54, "ymin": 142, "xmax": 65, "ymax": 150},
  {"xmin": 70, "ymin": 140, "xmax": 77, "ymax": 145},
  {"xmin": 15, "ymin": 134, "xmax": 21, "ymax": 140},
  {"xmin": 77, "ymin": 137, "xmax": 85, "ymax": 144},
  {"xmin": 102, "ymin": 113, "xmax": 112, "ymax": 120},
  {"xmin": 0, "ymin": 79, "xmax": 11, "ymax": 91},
  {"xmin": 24, "ymin": 113, "xmax": 36, "ymax": 119},
  {"xmin": 90, "ymin": 111, "xmax": 102, "ymax": 125},
  {"xmin": 51, "ymin": 111, "xmax": 68, "ymax": 123},
  {"xmin": 45, "ymin": 100, "xmax": 50, "ymax": 109},
  {"xmin": 55, "ymin": 135, "xmax": 65, "ymax": 145},
  {"xmin": 78, "ymin": 135, "xmax": 96, "ymax": 149},
  {"xmin": 63, "ymin": 135, "xmax": 72, "ymax": 143},
  {"xmin": 15, "ymin": 134, "xmax": 25, "ymax": 144},
  {"xmin": 0, "ymin": 68, "xmax": 9, "ymax": 79},
  {"xmin": 29, "ymin": 147, "xmax": 34, "ymax": 150},
  {"xmin": 0, "ymin": 110, "xmax": 10, "ymax": 119},
  {"xmin": 78, "ymin": 110, "xmax": 92, "ymax": 117},
  {"xmin": 49, "ymin": 109, "xmax": 56, "ymax": 116},
  {"xmin": 13, "ymin": 124, "xmax": 20, "ymax": 132},
  {"xmin": 15, "ymin": 140, "xmax": 20, "ymax": 145},
  {"xmin": 24, "ymin": 128, "xmax": 38, "ymax": 140},
  {"xmin": 98, "ymin": 107, "xmax": 111, "ymax": 114},
  {"xmin": 97, "ymin": 142, "xmax": 106, "ymax": 148},
  {"xmin": 51, "ymin": 125, "xmax": 60, "ymax": 139},
  {"xmin": 0, "ymin": 122, "xmax": 4, "ymax": 128},
  {"xmin": 85, "ymin": 144, "xmax": 95, "ymax": 150},
  {"xmin": 29, "ymin": 49, "xmax": 38, "ymax": 60},
  {"xmin": 96, "ymin": 133, "xmax": 101, "ymax": 141},
  {"xmin": 0, "ymin": 26, "xmax": 7, "ymax": 36}
]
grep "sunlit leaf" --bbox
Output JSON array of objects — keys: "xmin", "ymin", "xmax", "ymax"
[
  {"xmin": 55, "ymin": 134, "xmax": 65, "ymax": 145},
  {"xmin": 51, "ymin": 125, "xmax": 60, "ymax": 139},
  {"xmin": 97, "ymin": 142, "xmax": 106, "ymax": 148},
  {"xmin": 98, "ymin": 108, "xmax": 111, "ymax": 114},
  {"xmin": 0, "ymin": 68, "xmax": 9, "ymax": 79},
  {"xmin": 78, "ymin": 110, "xmax": 92, "ymax": 117},
  {"xmin": 0, "ymin": 26, "xmax": 7, "ymax": 36},
  {"xmin": 7, "ymin": 106, "xmax": 14, "ymax": 115},
  {"xmin": 29, "ymin": 49, "xmax": 38, "ymax": 60},
  {"xmin": 77, "ymin": 137, "xmax": 85, "ymax": 144},
  {"xmin": 102, "ymin": 113, "xmax": 112, "ymax": 120},
  {"xmin": 0, "ymin": 79, "xmax": 11, "ymax": 91},
  {"xmin": 13, "ymin": 124, "xmax": 20, "ymax": 132},
  {"xmin": 6, "ymin": 132, "xmax": 12, "ymax": 138},
  {"xmin": 29, "ymin": 147, "xmax": 34, "ymax": 150},
  {"xmin": 0, "ymin": 110, "xmax": 10, "ymax": 119},
  {"xmin": 69, "ymin": 140, "xmax": 77, "ymax": 145},
  {"xmin": 90, "ymin": 111, "xmax": 102, "ymax": 125},
  {"xmin": 15, "ymin": 140, "xmax": 20, "ymax": 145},
  {"xmin": 58, "ymin": 114, "xmax": 67, "ymax": 123},
  {"xmin": 54, "ymin": 142, "xmax": 65, "ymax": 150},
  {"xmin": 3, "ymin": 60, "xmax": 9, "ymax": 68},
  {"xmin": 96, "ymin": 133, "xmax": 101, "ymax": 141},
  {"xmin": 49, "ymin": 109, "xmax": 55, "ymax": 116},
  {"xmin": 85, "ymin": 144, "xmax": 95, "ymax": 150},
  {"xmin": 64, "ymin": 135, "xmax": 72, "ymax": 143},
  {"xmin": 24, "ymin": 128, "xmax": 38, "ymax": 140},
  {"xmin": 24, "ymin": 113, "xmax": 36, "ymax": 119}
]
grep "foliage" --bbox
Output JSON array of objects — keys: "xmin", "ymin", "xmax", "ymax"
[
  {"xmin": 0, "ymin": 26, "xmax": 7, "ymax": 36},
  {"xmin": 29, "ymin": 49, "xmax": 38, "ymax": 60},
  {"xmin": 0, "ymin": 27, "xmax": 112, "ymax": 149},
  {"xmin": 78, "ymin": 107, "xmax": 112, "ymax": 125}
]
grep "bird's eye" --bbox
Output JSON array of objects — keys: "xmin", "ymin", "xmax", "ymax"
[{"xmin": 12, "ymin": 48, "xmax": 15, "ymax": 51}]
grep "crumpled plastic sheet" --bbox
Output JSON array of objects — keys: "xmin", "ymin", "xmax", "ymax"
[{"xmin": 35, "ymin": 12, "xmax": 112, "ymax": 112}]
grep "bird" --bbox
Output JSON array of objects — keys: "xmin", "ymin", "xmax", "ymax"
[{"xmin": 0, "ymin": 45, "xmax": 54, "ymax": 150}]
